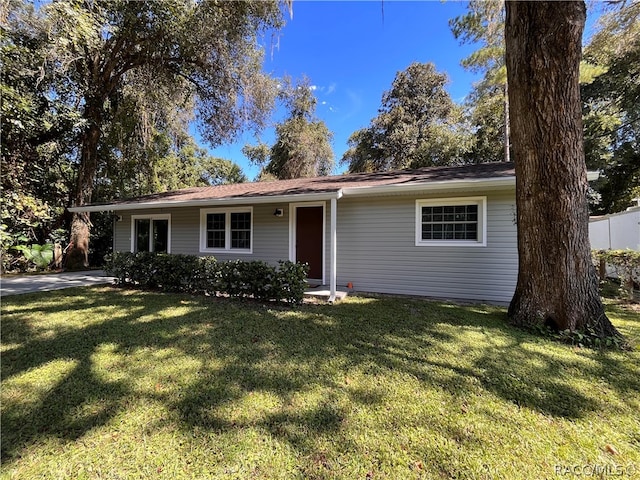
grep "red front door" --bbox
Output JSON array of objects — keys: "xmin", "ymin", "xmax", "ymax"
[{"xmin": 296, "ymin": 206, "xmax": 323, "ymax": 280}]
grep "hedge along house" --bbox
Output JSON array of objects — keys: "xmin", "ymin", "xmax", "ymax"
[{"xmin": 69, "ymin": 162, "xmax": 520, "ymax": 304}]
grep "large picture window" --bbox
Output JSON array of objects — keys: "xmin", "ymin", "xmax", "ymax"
[
  {"xmin": 200, "ymin": 207, "xmax": 253, "ymax": 253},
  {"xmin": 415, "ymin": 197, "xmax": 486, "ymax": 246},
  {"xmin": 131, "ymin": 214, "xmax": 171, "ymax": 253}
]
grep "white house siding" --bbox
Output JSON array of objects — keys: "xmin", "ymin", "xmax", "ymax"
[
  {"xmin": 335, "ymin": 190, "xmax": 518, "ymax": 304},
  {"xmin": 113, "ymin": 189, "xmax": 518, "ymax": 303}
]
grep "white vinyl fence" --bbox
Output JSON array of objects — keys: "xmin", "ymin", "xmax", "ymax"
[{"xmin": 589, "ymin": 207, "xmax": 640, "ymax": 251}]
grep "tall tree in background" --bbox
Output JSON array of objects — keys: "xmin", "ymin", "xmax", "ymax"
[
  {"xmin": 1, "ymin": 1, "xmax": 79, "ymax": 269},
  {"xmin": 505, "ymin": 1, "xmax": 619, "ymax": 338},
  {"xmin": 341, "ymin": 62, "xmax": 469, "ymax": 172},
  {"xmin": 582, "ymin": 2, "xmax": 640, "ymax": 214},
  {"xmin": 450, "ymin": 1, "xmax": 509, "ymax": 163},
  {"xmin": 34, "ymin": 0, "xmax": 282, "ymax": 269},
  {"xmin": 244, "ymin": 77, "xmax": 334, "ymax": 180},
  {"xmin": 96, "ymin": 133, "xmax": 246, "ymax": 202}
]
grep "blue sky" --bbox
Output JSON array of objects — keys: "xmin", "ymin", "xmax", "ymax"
[
  {"xmin": 209, "ymin": 0, "xmax": 478, "ymax": 179},
  {"xmin": 208, "ymin": 1, "xmax": 604, "ymax": 180}
]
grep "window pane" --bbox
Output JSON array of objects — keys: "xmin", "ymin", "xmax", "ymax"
[
  {"xmin": 207, "ymin": 230, "xmax": 225, "ymax": 249},
  {"xmin": 231, "ymin": 212, "xmax": 250, "ymax": 230},
  {"xmin": 422, "ymin": 207, "xmax": 432, "ymax": 222},
  {"xmin": 466, "ymin": 223, "xmax": 477, "ymax": 240},
  {"xmin": 443, "ymin": 224, "xmax": 454, "ymax": 239},
  {"xmin": 206, "ymin": 213, "xmax": 225, "ymax": 249},
  {"xmin": 419, "ymin": 202, "xmax": 480, "ymax": 242},
  {"xmin": 231, "ymin": 230, "xmax": 250, "ymax": 249},
  {"xmin": 153, "ymin": 219, "xmax": 169, "ymax": 253},
  {"xmin": 467, "ymin": 205, "xmax": 478, "ymax": 221},
  {"xmin": 207, "ymin": 213, "xmax": 225, "ymax": 231},
  {"xmin": 230, "ymin": 212, "xmax": 251, "ymax": 249},
  {"xmin": 135, "ymin": 219, "xmax": 150, "ymax": 252}
]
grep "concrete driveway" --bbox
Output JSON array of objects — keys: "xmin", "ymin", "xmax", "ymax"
[{"xmin": 1, "ymin": 270, "xmax": 116, "ymax": 297}]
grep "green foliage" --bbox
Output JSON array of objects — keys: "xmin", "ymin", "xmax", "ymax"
[
  {"xmin": 593, "ymin": 249, "xmax": 640, "ymax": 300},
  {"xmin": 104, "ymin": 252, "xmax": 309, "ymax": 304},
  {"xmin": 462, "ymin": 84, "xmax": 506, "ymax": 163},
  {"xmin": 87, "ymin": 212, "xmax": 113, "ymax": 268},
  {"xmin": 450, "ymin": 1, "xmax": 509, "ymax": 164},
  {"xmin": 341, "ymin": 62, "xmax": 470, "ymax": 173},
  {"xmin": 3, "ymin": 0, "xmax": 276, "ymax": 269},
  {"xmin": 11, "ymin": 244, "xmax": 54, "ymax": 270},
  {"xmin": 0, "ymin": 186, "xmax": 67, "ymax": 272},
  {"xmin": 98, "ymin": 130, "xmax": 247, "ymax": 200},
  {"xmin": 245, "ymin": 76, "xmax": 334, "ymax": 180},
  {"xmin": 452, "ymin": 1, "xmax": 639, "ymax": 202},
  {"xmin": 1, "ymin": 1, "xmax": 77, "ymax": 268},
  {"xmin": 275, "ymin": 260, "xmax": 310, "ymax": 305},
  {"xmin": 581, "ymin": 3, "xmax": 640, "ymax": 214},
  {"xmin": 40, "ymin": 0, "xmax": 283, "ymax": 149},
  {"xmin": 0, "ymin": 225, "xmax": 29, "ymax": 265},
  {"xmin": 266, "ymin": 117, "xmax": 334, "ymax": 179},
  {"xmin": 554, "ymin": 327, "xmax": 626, "ymax": 350}
]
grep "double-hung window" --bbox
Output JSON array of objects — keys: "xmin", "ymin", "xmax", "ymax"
[
  {"xmin": 200, "ymin": 207, "xmax": 253, "ymax": 253},
  {"xmin": 131, "ymin": 214, "xmax": 171, "ymax": 253},
  {"xmin": 415, "ymin": 197, "xmax": 486, "ymax": 246}
]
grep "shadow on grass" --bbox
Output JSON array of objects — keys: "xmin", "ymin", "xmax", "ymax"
[{"xmin": 1, "ymin": 287, "xmax": 638, "ymax": 465}]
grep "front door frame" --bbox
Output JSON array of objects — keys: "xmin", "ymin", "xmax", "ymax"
[{"xmin": 289, "ymin": 201, "xmax": 326, "ymax": 284}]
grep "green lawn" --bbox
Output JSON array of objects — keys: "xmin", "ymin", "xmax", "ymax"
[{"xmin": 1, "ymin": 288, "xmax": 639, "ymax": 479}]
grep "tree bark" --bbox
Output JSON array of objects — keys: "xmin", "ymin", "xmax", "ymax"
[
  {"xmin": 65, "ymin": 100, "xmax": 102, "ymax": 270},
  {"xmin": 505, "ymin": 1, "xmax": 620, "ymax": 338}
]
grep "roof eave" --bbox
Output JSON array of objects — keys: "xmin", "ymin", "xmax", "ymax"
[
  {"xmin": 68, "ymin": 190, "xmax": 344, "ymax": 213},
  {"xmin": 68, "ymin": 176, "xmax": 521, "ymax": 213}
]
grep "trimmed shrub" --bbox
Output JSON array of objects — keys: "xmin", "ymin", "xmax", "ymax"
[
  {"xmin": 277, "ymin": 260, "xmax": 309, "ymax": 304},
  {"xmin": 592, "ymin": 249, "xmax": 640, "ymax": 299},
  {"xmin": 104, "ymin": 252, "xmax": 309, "ymax": 304}
]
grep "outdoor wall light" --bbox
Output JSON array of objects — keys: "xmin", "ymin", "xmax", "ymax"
[{"xmin": 273, "ymin": 208, "xmax": 284, "ymax": 217}]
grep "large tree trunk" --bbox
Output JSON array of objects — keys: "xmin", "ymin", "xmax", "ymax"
[
  {"xmin": 65, "ymin": 101, "xmax": 102, "ymax": 270},
  {"xmin": 505, "ymin": 1, "xmax": 619, "ymax": 338}
]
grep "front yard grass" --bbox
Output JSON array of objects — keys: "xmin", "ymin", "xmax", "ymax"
[{"xmin": 1, "ymin": 287, "xmax": 639, "ymax": 479}]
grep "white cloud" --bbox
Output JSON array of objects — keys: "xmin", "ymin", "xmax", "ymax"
[{"xmin": 306, "ymin": 83, "xmax": 337, "ymax": 95}]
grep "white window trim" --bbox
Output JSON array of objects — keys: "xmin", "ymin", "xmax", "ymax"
[
  {"xmin": 289, "ymin": 201, "xmax": 326, "ymax": 284},
  {"xmin": 130, "ymin": 214, "xmax": 172, "ymax": 253},
  {"xmin": 199, "ymin": 207, "xmax": 253, "ymax": 254},
  {"xmin": 415, "ymin": 196, "xmax": 487, "ymax": 247}
]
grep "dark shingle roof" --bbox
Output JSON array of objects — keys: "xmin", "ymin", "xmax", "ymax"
[{"xmin": 101, "ymin": 162, "xmax": 516, "ymax": 207}]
